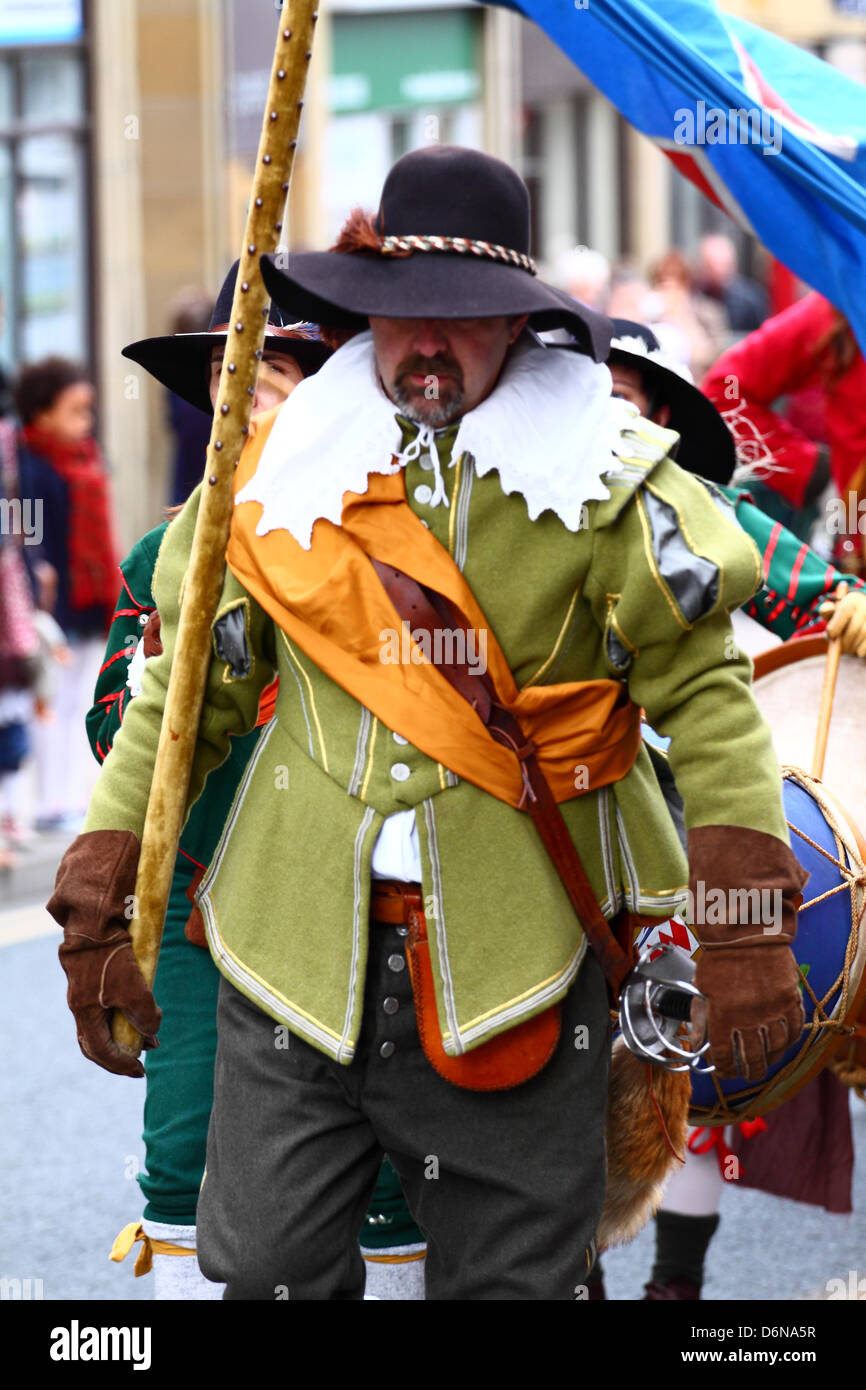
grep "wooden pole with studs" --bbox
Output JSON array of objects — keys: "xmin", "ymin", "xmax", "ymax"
[{"xmin": 112, "ymin": 2, "xmax": 319, "ymax": 1056}]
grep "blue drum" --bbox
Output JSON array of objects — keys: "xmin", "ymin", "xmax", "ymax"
[
  {"xmin": 631, "ymin": 766, "xmax": 866, "ymax": 1124},
  {"xmin": 686, "ymin": 767, "xmax": 866, "ymax": 1124}
]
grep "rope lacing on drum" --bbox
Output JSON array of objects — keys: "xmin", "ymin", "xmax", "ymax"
[
  {"xmin": 788, "ymin": 820, "xmax": 866, "ymax": 909},
  {"xmin": 689, "ymin": 768, "xmax": 866, "ymax": 1127}
]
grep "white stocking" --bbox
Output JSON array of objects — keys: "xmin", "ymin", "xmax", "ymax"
[
  {"xmin": 363, "ymin": 1245, "xmax": 426, "ymax": 1300},
  {"xmin": 659, "ymin": 1127, "xmax": 726, "ymax": 1216},
  {"xmin": 141, "ymin": 1219, "xmax": 225, "ymax": 1301}
]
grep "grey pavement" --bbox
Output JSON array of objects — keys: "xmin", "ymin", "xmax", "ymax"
[
  {"xmin": 1, "ymin": 905, "xmax": 153, "ymax": 1302},
  {"xmin": 0, "ymin": 825, "xmax": 75, "ymax": 916},
  {"xmin": 1, "ymin": 839, "xmax": 864, "ymax": 1302},
  {"xmin": 602, "ymin": 1100, "xmax": 866, "ymax": 1301}
]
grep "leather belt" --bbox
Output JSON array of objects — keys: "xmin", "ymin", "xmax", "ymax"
[{"xmin": 370, "ymin": 879, "xmax": 424, "ymax": 925}]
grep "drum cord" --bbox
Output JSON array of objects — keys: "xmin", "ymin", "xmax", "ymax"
[{"xmin": 690, "ymin": 767, "xmax": 866, "ymax": 1126}]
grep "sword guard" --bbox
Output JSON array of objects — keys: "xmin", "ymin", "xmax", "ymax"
[{"xmin": 618, "ymin": 943, "xmax": 715, "ymax": 1074}]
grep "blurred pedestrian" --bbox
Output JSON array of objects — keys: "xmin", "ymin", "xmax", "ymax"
[
  {"xmin": 0, "ymin": 417, "xmax": 69, "ymax": 858},
  {"xmin": 0, "ymin": 291, "xmax": 15, "ymax": 420},
  {"xmin": 552, "ymin": 245, "xmax": 611, "ymax": 311},
  {"xmin": 648, "ymin": 249, "xmax": 726, "ymax": 378},
  {"xmin": 0, "ymin": 421, "xmax": 37, "ymax": 867},
  {"xmin": 606, "ymin": 261, "xmax": 654, "ymax": 324},
  {"xmin": 15, "ymin": 357, "xmax": 118, "ymax": 829},
  {"xmin": 696, "ymin": 233, "xmax": 768, "ymax": 335}
]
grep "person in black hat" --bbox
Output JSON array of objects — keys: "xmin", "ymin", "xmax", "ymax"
[
  {"xmin": 606, "ymin": 318, "xmax": 735, "ymax": 484},
  {"xmin": 52, "ymin": 146, "xmax": 808, "ymax": 1300},
  {"xmin": 588, "ymin": 319, "xmax": 866, "ymax": 1302},
  {"xmin": 605, "ymin": 317, "xmax": 866, "ymax": 654},
  {"xmin": 260, "ymin": 146, "xmax": 611, "ymax": 357},
  {"xmin": 122, "ymin": 259, "xmax": 330, "ymax": 497},
  {"xmin": 124, "ymin": 259, "xmax": 330, "ymax": 507},
  {"xmin": 72, "ymin": 267, "xmax": 333, "ymax": 1299},
  {"xmin": 89, "ymin": 272, "xmax": 429, "ymax": 1300}
]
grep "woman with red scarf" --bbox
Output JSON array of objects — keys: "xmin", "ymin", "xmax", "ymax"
[{"xmin": 16, "ymin": 357, "xmax": 118, "ymax": 829}]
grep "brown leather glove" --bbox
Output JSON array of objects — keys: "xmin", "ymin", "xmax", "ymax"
[
  {"xmin": 141, "ymin": 609, "xmax": 163, "ymax": 659},
  {"xmin": 688, "ymin": 825, "xmax": 808, "ymax": 1081},
  {"xmin": 47, "ymin": 830, "xmax": 161, "ymax": 1078}
]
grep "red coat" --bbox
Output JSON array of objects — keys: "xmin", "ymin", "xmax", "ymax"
[{"xmin": 701, "ymin": 293, "xmax": 866, "ymax": 508}]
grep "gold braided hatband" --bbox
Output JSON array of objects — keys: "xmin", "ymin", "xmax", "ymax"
[{"xmin": 379, "ymin": 233, "xmax": 536, "ymax": 276}]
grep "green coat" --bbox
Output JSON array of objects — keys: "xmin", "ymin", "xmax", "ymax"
[{"xmin": 85, "ymin": 412, "xmax": 788, "ymax": 1064}]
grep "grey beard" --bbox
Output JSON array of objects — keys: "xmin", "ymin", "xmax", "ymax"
[{"xmin": 391, "ymin": 380, "xmax": 463, "ymax": 428}]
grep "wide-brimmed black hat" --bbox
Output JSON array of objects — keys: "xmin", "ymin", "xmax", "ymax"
[
  {"xmin": 260, "ymin": 145, "xmax": 612, "ymax": 363},
  {"xmin": 607, "ymin": 319, "xmax": 735, "ymax": 485},
  {"xmin": 122, "ymin": 260, "xmax": 332, "ymax": 414}
]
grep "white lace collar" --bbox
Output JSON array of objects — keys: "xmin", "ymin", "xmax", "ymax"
[{"xmin": 236, "ymin": 329, "xmax": 637, "ymax": 549}]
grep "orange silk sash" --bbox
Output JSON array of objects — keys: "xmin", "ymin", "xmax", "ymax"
[{"xmin": 225, "ymin": 412, "xmax": 642, "ymax": 809}]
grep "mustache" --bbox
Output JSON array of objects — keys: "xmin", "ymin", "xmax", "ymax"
[{"xmin": 395, "ymin": 353, "xmax": 464, "ymax": 389}]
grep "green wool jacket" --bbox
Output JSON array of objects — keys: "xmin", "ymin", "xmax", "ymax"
[
  {"xmin": 86, "ymin": 520, "xmax": 263, "ymax": 870},
  {"xmin": 85, "ymin": 412, "xmax": 788, "ymax": 1064}
]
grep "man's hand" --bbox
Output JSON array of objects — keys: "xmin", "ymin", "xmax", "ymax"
[
  {"xmin": 825, "ymin": 588, "xmax": 866, "ymax": 658},
  {"xmin": 687, "ymin": 824, "xmax": 808, "ymax": 1081},
  {"xmin": 47, "ymin": 830, "xmax": 160, "ymax": 1078},
  {"xmin": 693, "ymin": 942, "xmax": 803, "ymax": 1079},
  {"xmin": 58, "ymin": 925, "xmax": 161, "ymax": 1078}
]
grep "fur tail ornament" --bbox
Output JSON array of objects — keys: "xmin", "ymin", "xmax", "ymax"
[{"xmin": 598, "ymin": 1038, "xmax": 691, "ymax": 1251}]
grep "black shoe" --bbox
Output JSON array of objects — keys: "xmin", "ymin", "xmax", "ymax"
[{"xmin": 643, "ymin": 1276, "xmax": 700, "ymax": 1301}]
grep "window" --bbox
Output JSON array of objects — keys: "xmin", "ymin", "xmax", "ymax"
[{"xmin": 0, "ymin": 41, "xmax": 89, "ymax": 370}]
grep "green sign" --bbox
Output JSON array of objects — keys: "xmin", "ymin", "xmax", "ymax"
[{"xmin": 331, "ymin": 9, "xmax": 481, "ymax": 114}]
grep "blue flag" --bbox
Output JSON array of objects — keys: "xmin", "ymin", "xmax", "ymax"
[{"xmin": 487, "ymin": 0, "xmax": 866, "ymax": 352}]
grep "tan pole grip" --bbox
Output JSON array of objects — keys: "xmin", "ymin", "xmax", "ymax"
[
  {"xmin": 811, "ymin": 581, "xmax": 848, "ymax": 780},
  {"xmin": 112, "ymin": 1, "xmax": 320, "ymax": 1055}
]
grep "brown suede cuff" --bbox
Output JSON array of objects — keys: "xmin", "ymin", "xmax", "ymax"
[
  {"xmin": 48, "ymin": 829, "xmax": 142, "ymax": 941},
  {"xmin": 687, "ymin": 824, "xmax": 808, "ymax": 947}
]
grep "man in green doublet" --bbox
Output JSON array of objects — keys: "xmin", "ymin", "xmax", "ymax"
[{"xmin": 50, "ymin": 147, "xmax": 807, "ymax": 1300}]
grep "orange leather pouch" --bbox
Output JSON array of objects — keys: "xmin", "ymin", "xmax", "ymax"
[{"xmin": 404, "ymin": 905, "xmax": 561, "ymax": 1091}]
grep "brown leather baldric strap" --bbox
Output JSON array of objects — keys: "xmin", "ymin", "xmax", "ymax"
[{"xmin": 370, "ymin": 558, "xmax": 635, "ymax": 997}]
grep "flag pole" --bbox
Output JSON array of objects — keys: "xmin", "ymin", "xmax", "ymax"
[{"xmin": 112, "ymin": 1, "xmax": 320, "ymax": 1055}]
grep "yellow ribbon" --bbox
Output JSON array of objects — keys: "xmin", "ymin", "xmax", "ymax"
[
  {"xmin": 109, "ymin": 1221, "xmax": 197, "ymax": 1277},
  {"xmin": 363, "ymin": 1251, "xmax": 427, "ymax": 1265}
]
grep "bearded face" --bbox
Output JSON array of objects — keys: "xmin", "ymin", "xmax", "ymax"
[{"xmin": 369, "ymin": 315, "xmax": 528, "ymax": 427}]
